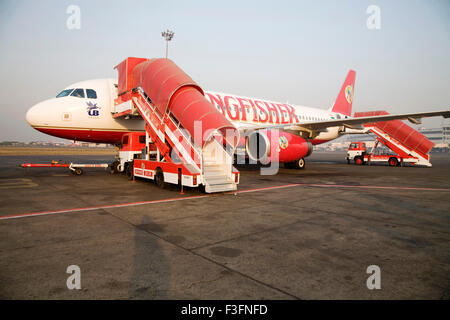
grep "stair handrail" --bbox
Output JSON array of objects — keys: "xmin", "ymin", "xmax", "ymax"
[{"xmin": 134, "ymin": 86, "xmax": 204, "ymax": 171}]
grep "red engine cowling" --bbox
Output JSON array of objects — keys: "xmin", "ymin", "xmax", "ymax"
[{"xmin": 245, "ymin": 130, "xmax": 313, "ymax": 163}]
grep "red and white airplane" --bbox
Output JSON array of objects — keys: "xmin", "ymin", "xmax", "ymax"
[{"xmin": 26, "ymin": 66, "xmax": 449, "ymax": 168}]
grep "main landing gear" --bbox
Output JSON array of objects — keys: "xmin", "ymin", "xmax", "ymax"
[{"xmin": 285, "ymin": 158, "xmax": 306, "ymax": 170}]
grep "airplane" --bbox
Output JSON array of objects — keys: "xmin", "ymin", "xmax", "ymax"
[{"xmin": 26, "ymin": 63, "xmax": 450, "ymax": 170}]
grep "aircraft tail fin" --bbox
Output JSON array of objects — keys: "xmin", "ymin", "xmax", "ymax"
[{"xmin": 330, "ymin": 70, "xmax": 356, "ymax": 116}]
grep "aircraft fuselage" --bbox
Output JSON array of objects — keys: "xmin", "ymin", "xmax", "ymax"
[{"xmin": 26, "ymin": 78, "xmax": 343, "ymax": 145}]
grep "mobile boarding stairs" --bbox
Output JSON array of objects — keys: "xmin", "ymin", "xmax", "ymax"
[
  {"xmin": 351, "ymin": 111, "xmax": 434, "ymax": 167},
  {"xmin": 112, "ymin": 57, "xmax": 240, "ymax": 193}
]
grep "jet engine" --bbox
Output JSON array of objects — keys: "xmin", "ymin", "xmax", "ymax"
[{"xmin": 245, "ymin": 130, "xmax": 313, "ymax": 164}]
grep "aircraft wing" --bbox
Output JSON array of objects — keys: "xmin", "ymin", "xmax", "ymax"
[{"xmin": 237, "ymin": 110, "xmax": 450, "ymax": 134}]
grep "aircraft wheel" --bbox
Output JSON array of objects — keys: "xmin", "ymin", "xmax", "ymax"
[
  {"xmin": 155, "ymin": 168, "xmax": 166, "ymax": 189},
  {"xmin": 294, "ymin": 158, "xmax": 306, "ymax": 170}
]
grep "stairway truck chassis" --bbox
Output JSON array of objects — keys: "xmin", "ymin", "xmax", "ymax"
[
  {"xmin": 115, "ymin": 131, "xmax": 240, "ymax": 190},
  {"xmin": 346, "ymin": 141, "xmax": 425, "ymax": 167},
  {"xmin": 131, "ymin": 160, "xmax": 240, "ymax": 188}
]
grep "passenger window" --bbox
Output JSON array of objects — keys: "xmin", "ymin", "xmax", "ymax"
[
  {"xmin": 56, "ymin": 89, "xmax": 74, "ymax": 98},
  {"xmin": 139, "ymin": 135, "xmax": 146, "ymax": 144},
  {"xmin": 71, "ymin": 88, "xmax": 85, "ymax": 98},
  {"xmin": 86, "ymin": 89, "xmax": 97, "ymax": 99},
  {"xmin": 123, "ymin": 136, "xmax": 129, "ymax": 145}
]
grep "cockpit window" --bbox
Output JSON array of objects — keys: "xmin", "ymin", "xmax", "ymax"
[
  {"xmin": 70, "ymin": 88, "xmax": 85, "ymax": 98},
  {"xmin": 86, "ymin": 89, "xmax": 97, "ymax": 99},
  {"xmin": 56, "ymin": 89, "xmax": 74, "ymax": 98}
]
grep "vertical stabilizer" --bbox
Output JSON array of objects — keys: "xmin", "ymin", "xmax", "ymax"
[{"xmin": 330, "ymin": 70, "xmax": 356, "ymax": 116}]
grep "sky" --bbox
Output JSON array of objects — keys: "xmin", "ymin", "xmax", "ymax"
[{"xmin": 0, "ymin": 0, "xmax": 449, "ymax": 142}]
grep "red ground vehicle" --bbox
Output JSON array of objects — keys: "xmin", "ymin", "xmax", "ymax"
[
  {"xmin": 348, "ymin": 111, "xmax": 434, "ymax": 167},
  {"xmin": 110, "ymin": 58, "xmax": 240, "ymax": 193},
  {"xmin": 110, "ymin": 132, "xmax": 150, "ymax": 176},
  {"xmin": 346, "ymin": 140, "xmax": 429, "ymax": 167},
  {"xmin": 346, "ymin": 141, "xmax": 405, "ymax": 166}
]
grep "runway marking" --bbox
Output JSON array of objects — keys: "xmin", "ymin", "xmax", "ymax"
[
  {"xmin": 1, "ymin": 183, "xmax": 449, "ymax": 221},
  {"xmin": 230, "ymin": 183, "xmax": 301, "ymax": 194},
  {"xmin": 0, "ymin": 178, "xmax": 38, "ymax": 189},
  {"xmin": 232, "ymin": 183, "xmax": 450, "ymax": 193},
  {"xmin": 0, "ymin": 194, "xmax": 211, "ymax": 221},
  {"xmin": 299, "ymin": 183, "xmax": 450, "ymax": 192}
]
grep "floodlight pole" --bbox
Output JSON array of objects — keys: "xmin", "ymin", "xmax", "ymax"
[
  {"xmin": 161, "ymin": 30, "xmax": 174, "ymax": 59},
  {"xmin": 165, "ymin": 40, "xmax": 169, "ymax": 59}
]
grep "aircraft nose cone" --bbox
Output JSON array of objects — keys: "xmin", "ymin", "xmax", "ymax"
[
  {"xmin": 26, "ymin": 102, "xmax": 47, "ymax": 127},
  {"xmin": 26, "ymin": 104, "xmax": 39, "ymax": 127}
]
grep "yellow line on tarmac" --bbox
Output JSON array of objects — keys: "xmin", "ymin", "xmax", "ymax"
[{"xmin": 0, "ymin": 178, "xmax": 38, "ymax": 189}]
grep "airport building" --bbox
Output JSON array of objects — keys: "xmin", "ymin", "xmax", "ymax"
[{"xmin": 418, "ymin": 126, "xmax": 450, "ymax": 149}]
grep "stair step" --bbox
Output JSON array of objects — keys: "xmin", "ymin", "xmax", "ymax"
[
  {"xmin": 203, "ymin": 162, "xmax": 223, "ymax": 167},
  {"xmin": 205, "ymin": 183, "xmax": 237, "ymax": 193},
  {"xmin": 204, "ymin": 165, "xmax": 231, "ymax": 170},
  {"xmin": 204, "ymin": 172, "xmax": 226, "ymax": 179},
  {"xmin": 204, "ymin": 176, "xmax": 231, "ymax": 185},
  {"xmin": 203, "ymin": 166, "xmax": 224, "ymax": 172}
]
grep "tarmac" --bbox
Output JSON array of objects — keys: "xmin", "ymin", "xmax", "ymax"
[{"xmin": 0, "ymin": 151, "xmax": 449, "ymax": 299}]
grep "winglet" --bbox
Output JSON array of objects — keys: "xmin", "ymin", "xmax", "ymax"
[{"xmin": 330, "ymin": 70, "xmax": 356, "ymax": 116}]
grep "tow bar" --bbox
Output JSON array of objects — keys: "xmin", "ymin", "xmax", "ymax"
[{"xmin": 21, "ymin": 161, "xmax": 109, "ymax": 175}]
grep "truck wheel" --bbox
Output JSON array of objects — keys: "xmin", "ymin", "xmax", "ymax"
[
  {"xmin": 126, "ymin": 162, "xmax": 134, "ymax": 180},
  {"xmin": 355, "ymin": 157, "xmax": 363, "ymax": 165},
  {"xmin": 155, "ymin": 168, "xmax": 165, "ymax": 189},
  {"xmin": 389, "ymin": 157, "xmax": 398, "ymax": 167},
  {"xmin": 294, "ymin": 158, "xmax": 306, "ymax": 170}
]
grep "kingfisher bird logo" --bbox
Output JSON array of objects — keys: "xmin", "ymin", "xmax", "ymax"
[
  {"xmin": 344, "ymin": 85, "xmax": 353, "ymax": 104},
  {"xmin": 279, "ymin": 136, "xmax": 288, "ymax": 149},
  {"xmin": 86, "ymin": 101, "xmax": 100, "ymax": 117}
]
